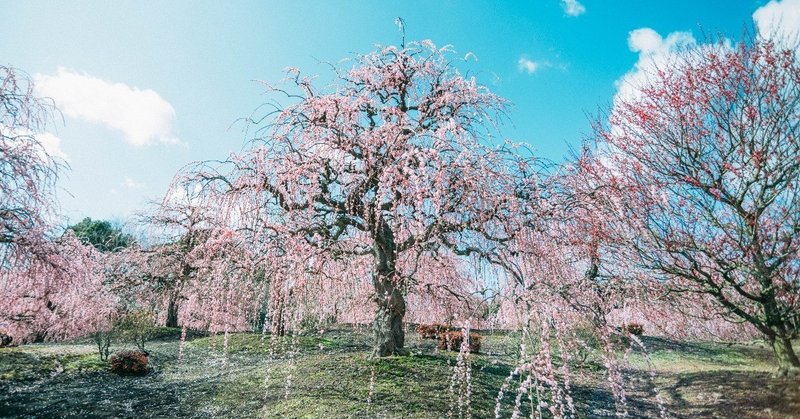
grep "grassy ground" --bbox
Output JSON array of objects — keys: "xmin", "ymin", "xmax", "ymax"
[{"xmin": 1, "ymin": 327, "xmax": 798, "ymax": 418}]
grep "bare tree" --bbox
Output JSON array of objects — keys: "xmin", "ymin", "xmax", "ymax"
[{"xmin": 591, "ymin": 38, "xmax": 800, "ymax": 372}]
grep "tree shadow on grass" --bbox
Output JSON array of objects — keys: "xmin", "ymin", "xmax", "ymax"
[
  {"xmin": 5, "ymin": 333, "xmax": 791, "ymax": 418},
  {"xmin": 640, "ymin": 336, "xmax": 774, "ymax": 364},
  {"xmin": 0, "ymin": 341, "xmax": 262, "ymax": 418},
  {"xmin": 661, "ymin": 369, "xmax": 800, "ymax": 418}
]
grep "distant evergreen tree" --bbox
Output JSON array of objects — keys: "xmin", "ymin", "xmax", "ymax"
[{"xmin": 67, "ymin": 218, "xmax": 134, "ymax": 252}]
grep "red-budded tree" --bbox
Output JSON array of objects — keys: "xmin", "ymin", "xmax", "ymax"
[
  {"xmin": 592, "ymin": 37, "xmax": 800, "ymax": 372},
  {"xmin": 559, "ymin": 158, "xmax": 759, "ymax": 343},
  {"xmin": 178, "ymin": 40, "xmax": 537, "ymax": 356}
]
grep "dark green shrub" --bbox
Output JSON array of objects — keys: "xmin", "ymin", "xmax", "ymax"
[{"xmin": 0, "ymin": 331, "xmax": 13, "ymax": 347}]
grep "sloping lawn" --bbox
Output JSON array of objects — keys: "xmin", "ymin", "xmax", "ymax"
[{"xmin": 1, "ymin": 327, "xmax": 797, "ymax": 418}]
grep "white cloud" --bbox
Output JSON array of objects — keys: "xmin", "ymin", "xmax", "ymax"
[
  {"xmin": 34, "ymin": 68, "xmax": 179, "ymax": 147},
  {"xmin": 561, "ymin": 0, "xmax": 586, "ymax": 16},
  {"xmin": 628, "ymin": 28, "xmax": 664, "ymax": 54},
  {"xmin": 1, "ymin": 126, "xmax": 69, "ymax": 162},
  {"xmin": 618, "ymin": 0, "xmax": 800, "ymax": 107},
  {"xmin": 517, "ymin": 57, "xmax": 540, "ymax": 74},
  {"xmin": 38, "ymin": 132, "xmax": 69, "ymax": 162},
  {"xmin": 614, "ymin": 28, "xmax": 697, "ymax": 104},
  {"xmin": 122, "ymin": 176, "xmax": 145, "ymax": 189},
  {"xmin": 753, "ymin": 0, "xmax": 800, "ymax": 45}
]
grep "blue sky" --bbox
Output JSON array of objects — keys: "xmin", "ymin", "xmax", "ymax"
[{"xmin": 1, "ymin": 0, "xmax": 796, "ymax": 224}]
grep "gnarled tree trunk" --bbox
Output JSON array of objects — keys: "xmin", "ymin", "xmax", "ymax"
[
  {"xmin": 770, "ymin": 335, "xmax": 800, "ymax": 374},
  {"xmin": 373, "ymin": 279, "xmax": 406, "ymax": 357},
  {"xmin": 761, "ymin": 274, "xmax": 800, "ymax": 374},
  {"xmin": 372, "ymin": 219, "xmax": 407, "ymax": 357}
]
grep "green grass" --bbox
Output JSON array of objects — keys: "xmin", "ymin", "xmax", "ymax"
[
  {"xmin": 627, "ymin": 337, "xmax": 776, "ymax": 373},
  {"xmin": 1, "ymin": 328, "xmax": 798, "ymax": 418},
  {"xmin": 0, "ymin": 346, "xmax": 107, "ymax": 382},
  {"xmin": 241, "ymin": 352, "xmax": 516, "ymax": 418},
  {"xmin": 191, "ymin": 331, "xmax": 360, "ymax": 356},
  {"xmin": 188, "ymin": 329, "xmax": 522, "ymax": 418}
]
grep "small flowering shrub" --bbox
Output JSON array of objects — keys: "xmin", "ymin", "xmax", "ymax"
[
  {"xmin": 437, "ymin": 331, "xmax": 481, "ymax": 353},
  {"xmin": 109, "ymin": 350, "xmax": 149, "ymax": 375},
  {"xmin": 626, "ymin": 323, "xmax": 644, "ymax": 336},
  {"xmin": 416, "ymin": 324, "xmax": 453, "ymax": 339},
  {"xmin": 91, "ymin": 330, "xmax": 113, "ymax": 361},
  {"xmin": 115, "ymin": 310, "xmax": 156, "ymax": 352}
]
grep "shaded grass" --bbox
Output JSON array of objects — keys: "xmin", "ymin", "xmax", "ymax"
[
  {"xmin": 0, "ymin": 347, "xmax": 106, "ymax": 383},
  {"xmin": 204, "ymin": 329, "xmax": 523, "ymax": 418},
  {"xmin": 248, "ymin": 352, "xmax": 517, "ymax": 418},
  {"xmin": 1, "ymin": 328, "xmax": 797, "ymax": 418}
]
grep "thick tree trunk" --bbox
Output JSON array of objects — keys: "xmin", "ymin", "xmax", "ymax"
[
  {"xmin": 371, "ymin": 218, "xmax": 407, "ymax": 357},
  {"xmin": 373, "ymin": 278, "xmax": 407, "ymax": 357},
  {"xmin": 270, "ymin": 288, "xmax": 288, "ymax": 337},
  {"xmin": 759, "ymin": 277, "xmax": 800, "ymax": 374},
  {"xmin": 770, "ymin": 335, "xmax": 800, "ymax": 375},
  {"xmin": 166, "ymin": 297, "xmax": 179, "ymax": 328}
]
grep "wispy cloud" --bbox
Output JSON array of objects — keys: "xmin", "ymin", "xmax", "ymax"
[
  {"xmin": 34, "ymin": 68, "xmax": 180, "ymax": 147},
  {"xmin": 517, "ymin": 55, "xmax": 565, "ymax": 75},
  {"xmin": 517, "ymin": 57, "xmax": 540, "ymax": 74},
  {"xmin": 122, "ymin": 176, "xmax": 146, "ymax": 189},
  {"xmin": 561, "ymin": 0, "xmax": 586, "ymax": 17},
  {"xmin": 2, "ymin": 126, "xmax": 69, "ymax": 162}
]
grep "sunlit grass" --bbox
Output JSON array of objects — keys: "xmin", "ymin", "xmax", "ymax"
[{"xmin": 1, "ymin": 328, "xmax": 796, "ymax": 418}]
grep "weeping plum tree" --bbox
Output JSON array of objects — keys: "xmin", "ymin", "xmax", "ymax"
[
  {"xmin": 181, "ymin": 40, "xmax": 536, "ymax": 356},
  {"xmin": 0, "ymin": 66, "xmax": 117, "ymax": 344},
  {"xmin": 138, "ymin": 192, "xmax": 215, "ymax": 328},
  {"xmin": 1, "ymin": 231, "xmax": 115, "ymax": 343},
  {"xmin": 0, "ymin": 65, "xmax": 60, "ymax": 268},
  {"xmin": 592, "ymin": 38, "xmax": 800, "ymax": 372}
]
